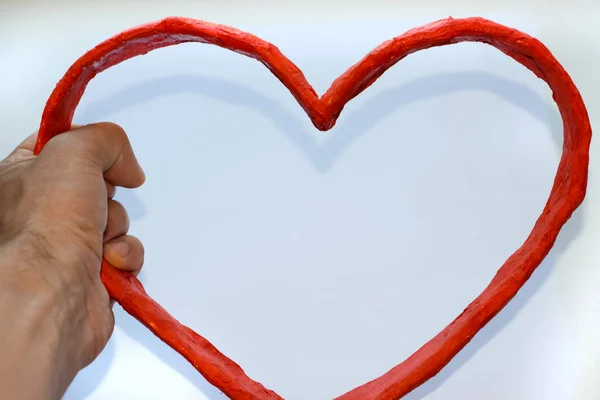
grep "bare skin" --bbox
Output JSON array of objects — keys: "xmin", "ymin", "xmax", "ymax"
[{"xmin": 0, "ymin": 123, "xmax": 145, "ymax": 399}]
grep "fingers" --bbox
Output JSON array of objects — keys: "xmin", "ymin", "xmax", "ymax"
[
  {"xmin": 104, "ymin": 234, "xmax": 144, "ymax": 308},
  {"xmin": 103, "ymin": 235, "xmax": 144, "ymax": 276},
  {"xmin": 41, "ymin": 122, "xmax": 145, "ymax": 189},
  {"xmin": 105, "ymin": 182, "xmax": 116, "ymax": 199},
  {"xmin": 104, "ymin": 200, "xmax": 129, "ymax": 242},
  {"xmin": 103, "ymin": 199, "xmax": 143, "ymax": 276}
]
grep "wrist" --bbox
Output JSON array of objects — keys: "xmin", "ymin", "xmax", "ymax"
[
  {"xmin": 0, "ymin": 311, "xmax": 72, "ymax": 400},
  {"xmin": 0, "ymin": 241, "xmax": 82, "ymax": 399}
]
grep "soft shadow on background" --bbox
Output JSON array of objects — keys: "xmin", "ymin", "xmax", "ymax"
[
  {"xmin": 403, "ymin": 208, "xmax": 582, "ymax": 399},
  {"xmin": 79, "ymin": 70, "xmax": 564, "ymax": 172},
  {"xmin": 68, "ymin": 70, "xmax": 578, "ymax": 399}
]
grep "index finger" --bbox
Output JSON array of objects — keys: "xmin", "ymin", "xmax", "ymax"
[{"xmin": 39, "ymin": 122, "xmax": 146, "ymax": 189}]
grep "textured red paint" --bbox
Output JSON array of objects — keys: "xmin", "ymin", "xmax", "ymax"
[{"xmin": 34, "ymin": 16, "xmax": 591, "ymax": 399}]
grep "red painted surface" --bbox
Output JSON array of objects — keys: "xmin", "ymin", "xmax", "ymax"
[{"xmin": 34, "ymin": 16, "xmax": 591, "ymax": 399}]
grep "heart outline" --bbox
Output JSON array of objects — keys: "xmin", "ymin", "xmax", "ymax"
[{"xmin": 34, "ymin": 16, "xmax": 591, "ymax": 399}]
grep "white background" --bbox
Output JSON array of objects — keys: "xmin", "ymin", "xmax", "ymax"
[{"xmin": 1, "ymin": 1, "xmax": 600, "ymax": 399}]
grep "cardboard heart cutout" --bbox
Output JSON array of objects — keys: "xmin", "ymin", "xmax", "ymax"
[{"xmin": 34, "ymin": 16, "xmax": 591, "ymax": 400}]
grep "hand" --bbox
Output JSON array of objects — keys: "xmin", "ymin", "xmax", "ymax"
[{"xmin": 0, "ymin": 123, "xmax": 146, "ymax": 399}]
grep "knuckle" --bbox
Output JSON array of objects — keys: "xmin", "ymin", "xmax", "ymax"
[
  {"xmin": 40, "ymin": 129, "xmax": 91, "ymax": 166},
  {"xmin": 42, "ymin": 122, "xmax": 130, "ymax": 170},
  {"xmin": 43, "ymin": 131, "xmax": 74, "ymax": 153},
  {"xmin": 90, "ymin": 122, "xmax": 127, "ymax": 142}
]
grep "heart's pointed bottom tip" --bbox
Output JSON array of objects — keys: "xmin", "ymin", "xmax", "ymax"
[{"xmin": 313, "ymin": 118, "xmax": 336, "ymax": 131}]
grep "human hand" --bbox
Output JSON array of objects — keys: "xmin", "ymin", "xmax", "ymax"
[{"xmin": 0, "ymin": 123, "xmax": 145, "ymax": 399}]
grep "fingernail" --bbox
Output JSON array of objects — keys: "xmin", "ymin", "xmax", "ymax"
[{"xmin": 106, "ymin": 240, "xmax": 130, "ymax": 258}]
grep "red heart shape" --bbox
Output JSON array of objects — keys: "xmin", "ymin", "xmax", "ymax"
[{"xmin": 34, "ymin": 16, "xmax": 591, "ymax": 399}]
